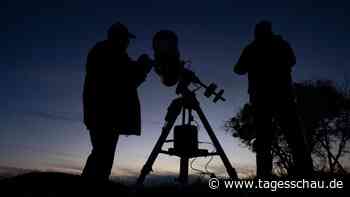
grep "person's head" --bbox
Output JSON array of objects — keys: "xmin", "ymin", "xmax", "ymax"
[
  {"xmin": 107, "ymin": 22, "xmax": 136, "ymax": 51},
  {"xmin": 254, "ymin": 20, "xmax": 273, "ymax": 40}
]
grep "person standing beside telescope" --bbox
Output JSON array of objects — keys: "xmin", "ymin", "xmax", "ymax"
[{"xmin": 81, "ymin": 22, "xmax": 152, "ymax": 181}]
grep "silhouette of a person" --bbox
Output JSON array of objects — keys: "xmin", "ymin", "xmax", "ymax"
[
  {"xmin": 82, "ymin": 22, "xmax": 152, "ymax": 180},
  {"xmin": 234, "ymin": 21, "xmax": 313, "ymax": 177}
]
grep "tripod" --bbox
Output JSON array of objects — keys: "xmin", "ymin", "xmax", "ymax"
[{"xmin": 136, "ymin": 85, "xmax": 238, "ymax": 185}]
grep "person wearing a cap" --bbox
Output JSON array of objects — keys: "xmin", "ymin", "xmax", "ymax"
[{"xmin": 81, "ymin": 22, "xmax": 152, "ymax": 180}]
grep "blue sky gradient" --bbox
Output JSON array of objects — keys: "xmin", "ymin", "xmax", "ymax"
[{"xmin": 1, "ymin": 0, "xmax": 349, "ymax": 179}]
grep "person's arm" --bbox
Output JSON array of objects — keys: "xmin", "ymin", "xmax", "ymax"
[
  {"xmin": 129, "ymin": 54, "xmax": 153, "ymax": 88},
  {"xmin": 85, "ymin": 47, "xmax": 97, "ymax": 74},
  {"xmin": 284, "ymin": 41, "xmax": 296, "ymax": 68},
  {"xmin": 234, "ymin": 46, "xmax": 250, "ymax": 75},
  {"xmin": 85, "ymin": 42, "xmax": 105, "ymax": 76}
]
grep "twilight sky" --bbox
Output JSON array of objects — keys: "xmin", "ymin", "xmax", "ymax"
[{"xmin": 0, "ymin": 0, "xmax": 349, "ymax": 180}]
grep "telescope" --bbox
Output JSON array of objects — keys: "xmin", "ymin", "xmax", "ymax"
[
  {"xmin": 136, "ymin": 30, "xmax": 238, "ymax": 186},
  {"xmin": 146, "ymin": 30, "xmax": 225, "ymax": 103}
]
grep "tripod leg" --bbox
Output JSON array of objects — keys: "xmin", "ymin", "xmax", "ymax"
[
  {"xmin": 136, "ymin": 121, "xmax": 175, "ymax": 185},
  {"xmin": 136, "ymin": 98, "xmax": 183, "ymax": 185},
  {"xmin": 195, "ymin": 106, "xmax": 238, "ymax": 179}
]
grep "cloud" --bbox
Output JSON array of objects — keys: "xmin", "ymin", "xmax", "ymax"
[
  {"xmin": 112, "ymin": 167, "xmax": 140, "ymax": 177},
  {"xmin": 204, "ymin": 163, "xmax": 255, "ymax": 178},
  {"xmin": 44, "ymin": 163, "xmax": 83, "ymax": 174}
]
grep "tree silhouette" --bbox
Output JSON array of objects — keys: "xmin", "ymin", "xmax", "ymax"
[{"xmin": 226, "ymin": 80, "xmax": 350, "ymax": 175}]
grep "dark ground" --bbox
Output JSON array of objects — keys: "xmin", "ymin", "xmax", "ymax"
[{"xmin": 0, "ymin": 172, "xmax": 349, "ymax": 196}]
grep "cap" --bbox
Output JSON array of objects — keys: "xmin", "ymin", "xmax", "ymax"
[{"xmin": 108, "ymin": 22, "xmax": 136, "ymax": 39}]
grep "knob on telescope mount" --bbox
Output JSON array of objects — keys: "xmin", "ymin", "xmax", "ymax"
[
  {"xmin": 203, "ymin": 83, "xmax": 225, "ymax": 103},
  {"xmin": 213, "ymin": 89, "xmax": 225, "ymax": 103}
]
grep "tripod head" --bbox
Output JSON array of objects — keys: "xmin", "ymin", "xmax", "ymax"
[{"xmin": 176, "ymin": 68, "xmax": 226, "ymax": 103}]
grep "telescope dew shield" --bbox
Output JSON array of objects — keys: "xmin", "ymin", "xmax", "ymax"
[{"xmin": 153, "ymin": 30, "xmax": 183, "ymax": 87}]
